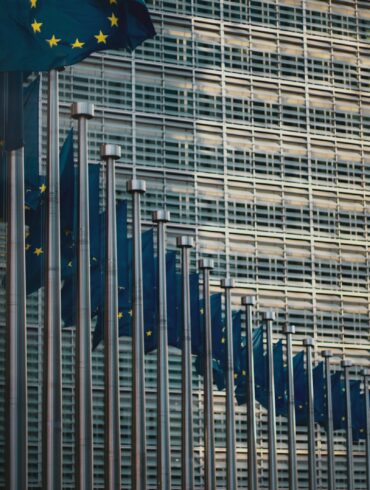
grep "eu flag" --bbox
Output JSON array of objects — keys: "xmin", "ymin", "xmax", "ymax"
[{"xmin": 0, "ymin": 0, "xmax": 155, "ymax": 72}]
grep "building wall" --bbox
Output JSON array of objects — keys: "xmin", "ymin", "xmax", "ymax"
[{"xmin": 1, "ymin": 0, "xmax": 370, "ymax": 488}]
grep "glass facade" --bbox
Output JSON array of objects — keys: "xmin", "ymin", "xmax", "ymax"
[{"xmin": 1, "ymin": 0, "xmax": 370, "ymax": 488}]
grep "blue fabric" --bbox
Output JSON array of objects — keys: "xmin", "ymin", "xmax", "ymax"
[
  {"xmin": 313, "ymin": 362, "xmax": 326, "ymax": 425},
  {"xmin": 293, "ymin": 350, "xmax": 307, "ymax": 426},
  {"xmin": 0, "ymin": 72, "xmax": 23, "ymax": 150},
  {"xmin": 0, "ymin": 0, "xmax": 155, "ymax": 71},
  {"xmin": 274, "ymin": 339, "xmax": 288, "ymax": 417},
  {"xmin": 331, "ymin": 371, "xmax": 346, "ymax": 431}
]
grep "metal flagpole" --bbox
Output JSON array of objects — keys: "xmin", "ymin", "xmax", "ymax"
[
  {"xmin": 221, "ymin": 277, "xmax": 238, "ymax": 490},
  {"xmin": 361, "ymin": 369, "xmax": 370, "ymax": 490},
  {"xmin": 263, "ymin": 311, "xmax": 278, "ymax": 490},
  {"xmin": 177, "ymin": 236, "xmax": 195, "ymax": 490},
  {"xmin": 284, "ymin": 325, "xmax": 298, "ymax": 490},
  {"xmin": 71, "ymin": 102, "xmax": 95, "ymax": 490},
  {"xmin": 241, "ymin": 296, "xmax": 258, "ymax": 490},
  {"xmin": 128, "ymin": 179, "xmax": 147, "ymax": 490},
  {"xmin": 322, "ymin": 350, "xmax": 335, "ymax": 490},
  {"xmin": 43, "ymin": 68, "xmax": 63, "ymax": 490},
  {"xmin": 5, "ymin": 146, "xmax": 28, "ymax": 490},
  {"xmin": 302, "ymin": 338, "xmax": 317, "ymax": 490},
  {"xmin": 341, "ymin": 360, "xmax": 354, "ymax": 490},
  {"xmin": 199, "ymin": 259, "xmax": 216, "ymax": 490},
  {"xmin": 102, "ymin": 144, "xmax": 122, "ymax": 490},
  {"xmin": 153, "ymin": 210, "xmax": 171, "ymax": 490}
]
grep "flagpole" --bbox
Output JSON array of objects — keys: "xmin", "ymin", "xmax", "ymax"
[
  {"xmin": 263, "ymin": 311, "xmax": 278, "ymax": 490},
  {"xmin": 5, "ymin": 146, "xmax": 28, "ymax": 490},
  {"xmin": 341, "ymin": 360, "xmax": 354, "ymax": 490},
  {"xmin": 241, "ymin": 296, "xmax": 258, "ymax": 490},
  {"xmin": 128, "ymin": 179, "xmax": 147, "ymax": 490},
  {"xmin": 153, "ymin": 210, "xmax": 171, "ymax": 490},
  {"xmin": 199, "ymin": 259, "xmax": 216, "ymax": 490},
  {"xmin": 177, "ymin": 235, "xmax": 195, "ymax": 490},
  {"xmin": 221, "ymin": 278, "xmax": 238, "ymax": 490},
  {"xmin": 303, "ymin": 338, "xmax": 317, "ymax": 490},
  {"xmin": 102, "ymin": 144, "xmax": 122, "ymax": 490},
  {"xmin": 361, "ymin": 369, "xmax": 370, "ymax": 490},
  {"xmin": 43, "ymin": 68, "xmax": 63, "ymax": 490},
  {"xmin": 71, "ymin": 102, "xmax": 95, "ymax": 490},
  {"xmin": 284, "ymin": 325, "xmax": 298, "ymax": 490},
  {"xmin": 322, "ymin": 350, "xmax": 335, "ymax": 490}
]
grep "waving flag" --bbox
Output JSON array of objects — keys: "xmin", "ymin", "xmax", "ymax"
[{"xmin": 0, "ymin": 0, "xmax": 155, "ymax": 72}]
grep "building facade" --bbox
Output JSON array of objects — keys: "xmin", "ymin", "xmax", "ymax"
[{"xmin": 1, "ymin": 0, "xmax": 370, "ymax": 488}]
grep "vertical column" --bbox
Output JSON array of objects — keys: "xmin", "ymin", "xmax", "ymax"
[
  {"xmin": 241, "ymin": 296, "xmax": 258, "ymax": 490},
  {"xmin": 153, "ymin": 210, "xmax": 171, "ymax": 490},
  {"xmin": 5, "ymin": 147, "xmax": 28, "ymax": 490},
  {"xmin": 128, "ymin": 179, "xmax": 147, "ymax": 490},
  {"xmin": 101, "ymin": 144, "xmax": 122, "ymax": 490},
  {"xmin": 361, "ymin": 369, "xmax": 370, "ymax": 490},
  {"xmin": 177, "ymin": 236, "xmax": 195, "ymax": 490},
  {"xmin": 43, "ymin": 68, "xmax": 62, "ymax": 490},
  {"xmin": 303, "ymin": 338, "xmax": 317, "ymax": 490},
  {"xmin": 199, "ymin": 259, "xmax": 216, "ymax": 490},
  {"xmin": 221, "ymin": 278, "xmax": 238, "ymax": 490},
  {"xmin": 263, "ymin": 311, "xmax": 278, "ymax": 490},
  {"xmin": 283, "ymin": 325, "xmax": 298, "ymax": 490},
  {"xmin": 322, "ymin": 350, "xmax": 335, "ymax": 490},
  {"xmin": 71, "ymin": 101, "xmax": 95, "ymax": 490},
  {"xmin": 341, "ymin": 360, "xmax": 354, "ymax": 490}
]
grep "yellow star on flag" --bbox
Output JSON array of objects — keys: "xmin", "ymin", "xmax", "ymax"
[
  {"xmin": 128, "ymin": 309, "xmax": 133, "ymax": 317},
  {"xmin": 117, "ymin": 312, "xmax": 123, "ymax": 319},
  {"xmin": 221, "ymin": 337, "xmax": 225, "ymax": 344},
  {"xmin": 34, "ymin": 247, "xmax": 43, "ymax": 256},
  {"xmin": 31, "ymin": 19, "xmax": 42, "ymax": 33},
  {"xmin": 242, "ymin": 370, "xmax": 246, "ymax": 376},
  {"xmin": 39, "ymin": 183, "xmax": 46, "ymax": 193},
  {"xmin": 47, "ymin": 35, "xmax": 61, "ymax": 48},
  {"xmin": 25, "ymin": 244, "xmax": 31, "ymax": 251},
  {"xmin": 109, "ymin": 0, "xmax": 118, "ymax": 4},
  {"xmin": 234, "ymin": 373, "xmax": 237, "ymax": 379},
  {"xmin": 146, "ymin": 330, "xmax": 152, "ymax": 337},
  {"xmin": 68, "ymin": 261, "xmax": 72, "ymax": 268},
  {"xmin": 200, "ymin": 308, "xmax": 204, "ymax": 315},
  {"xmin": 108, "ymin": 13, "xmax": 119, "ymax": 27},
  {"xmin": 72, "ymin": 38, "xmax": 85, "ymax": 49},
  {"xmin": 30, "ymin": 0, "xmax": 37, "ymax": 8},
  {"xmin": 95, "ymin": 30, "xmax": 108, "ymax": 44}
]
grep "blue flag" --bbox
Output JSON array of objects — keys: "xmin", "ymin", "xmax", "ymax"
[
  {"xmin": 331, "ymin": 371, "xmax": 346, "ymax": 431},
  {"xmin": 351, "ymin": 380, "xmax": 366, "ymax": 442},
  {"xmin": 0, "ymin": 72, "xmax": 23, "ymax": 150},
  {"xmin": 313, "ymin": 362, "xmax": 326, "ymax": 425},
  {"xmin": 253, "ymin": 325, "xmax": 268, "ymax": 408},
  {"xmin": 293, "ymin": 350, "xmax": 307, "ymax": 426},
  {"xmin": 0, "ymin": 0, "xmax": 155, "ymax": 72},
  {"xmin": 274, "ymin": 340, "xmax": 287, "ymax": 416}
]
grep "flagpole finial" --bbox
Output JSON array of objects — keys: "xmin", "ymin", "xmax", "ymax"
[
  {"xmin": 71, "ymin": 101, "xmax": 95, "ymax": 119},
  {"xmin": 100, "ymin": 144, "xmax": 121, "ymax": 160},
  {"xmin": 199, "ymin": 258, "xmax": 214, "ymax": 270},
  {"xmin": 152, "ymin": 210, "xmax": 170, "ymax": 223},
  {"xmin": 341, "ymin": 359, "xmax": 352, "ymax": 368},
  {"xmin": 127, "ymin": 179, "xmax": 146, "ymax": 193},
  {"xmin": 322, "ymin": 350, "xmax": 333, "ymax": 358},
  {"xmin": 241, "ymin": 295, "xmax": 256, "ymax": 306},
  {"xmin": 263, "ymin": 311, "xmax": 276, "ymax": 321},
  {"xmin": 303, "ymin": 337, "xmax": 314, "ymax": 347},
  {"xmin": 221, "ymin": 277, "xmax": 234, "ymax": 289},
  {"xmin": 176, "ymin": 236, "xmax": 194, "ymax": 248},
  {"xmin": 283, "ymin": 324, "xmax": 295, "ymax": 335}
]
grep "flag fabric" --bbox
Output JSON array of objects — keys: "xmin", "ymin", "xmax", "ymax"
[
  {"xmin": 351, "ymin": 380, "xmax": 366, "ymax": 441},
  {"xmin": 293, "ymin": 350, "xmax": 307, "ymax": 426},
  {"xmin": 313, "ymin": 361, "xmax": 326, "ymax": 425},
  {"xmin": 0, "ymin": 71, "xmax": 24, "ymax": 220},
  {"xmin": 331, "ymin": 370, "xmax": 346, "ymax": 431},
  {"xmin": 253, "ymin": 325, "xmax": 268, "ymax": 408},
  {"xmin": 23, "ymin": 76, "xmax": 40, "ymax": 193},
  {"xmin": 0, "ymin": 71, "xmax": 23, "ymax": 150},
  {"xmin": 0, "ymin": 0, "xmax": 155, "ymax": 72},
  {"xmin": 274, "ymin": 339, "xmax": 288, "ymax": 417}
]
